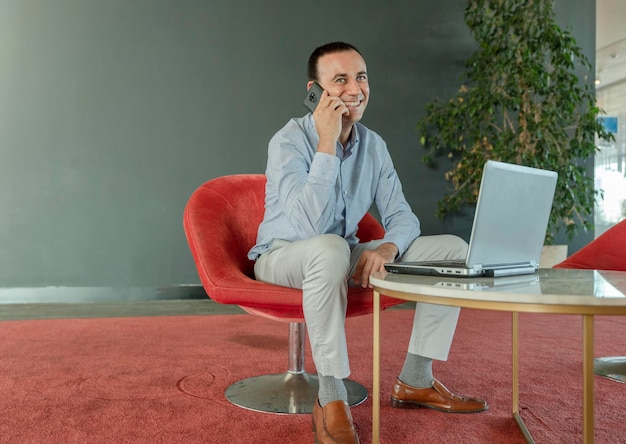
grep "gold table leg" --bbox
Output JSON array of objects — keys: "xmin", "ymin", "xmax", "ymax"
[
  {"xmin": 372, "ymin": 290, "xmax": 381, "ymax": 444},
  {"xmin": 512, "ymin": 312, "xmax": 519, "ymax": 415},
  {"xmin": 512, "ymin": 313, "xmax": 595, "ymax": 443},
  {"xmin": 583, "ymin": 315, "xmax": 594, "ymax": 444},
  {"xmin": 512, "ymin": 312, "xmax": 535, "ymax": 443}
]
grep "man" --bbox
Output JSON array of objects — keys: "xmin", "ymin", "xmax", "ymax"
[{"xmin": 248, "ymin": 42, "xmax": 487, "ymax": 444}]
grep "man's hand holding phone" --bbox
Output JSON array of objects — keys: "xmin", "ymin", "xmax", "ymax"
[{"xmin": 304, "ymin": 83, "xmax": 348, "ymax": 154}]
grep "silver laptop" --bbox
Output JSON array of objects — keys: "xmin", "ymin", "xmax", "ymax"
[{"xmin": 384, "ymin": 160, "xmax": 558, "ymax": 278}]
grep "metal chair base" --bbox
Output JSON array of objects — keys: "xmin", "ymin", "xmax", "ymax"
[
  {"xmin": 225, "ymin": 372, "xmax": 367, "ymax": 414},
  {"xmin": 594, "ymin": 356, "xmax": 626, "ymax": 383}
]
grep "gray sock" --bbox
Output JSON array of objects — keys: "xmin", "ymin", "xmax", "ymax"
[
  {"xmin": 398, "ymin": 352, "xmax": 434, "ymax": 388},
  {"xmin": 318, "ymin": 375, "xmax": 348, "ymax": 407}
]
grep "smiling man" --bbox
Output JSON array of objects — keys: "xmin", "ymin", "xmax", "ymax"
[{"xmin": 249, "ymin": 42, "xmax": 487, "ymax": 444}]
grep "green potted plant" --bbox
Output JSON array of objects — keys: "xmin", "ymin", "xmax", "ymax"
[{"xmin": 417, "ymin": 0, "xmax": 614, "ymax": 246}]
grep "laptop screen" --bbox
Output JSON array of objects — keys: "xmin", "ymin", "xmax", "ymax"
[{"xmin": 466, "ymin": 160, "xmax": 558, "ymax": 269}]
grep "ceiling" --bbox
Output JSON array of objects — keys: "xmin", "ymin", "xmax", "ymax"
[{"xmin": 596, "ymin": 0, "xmax": 626, "ymax": 90}]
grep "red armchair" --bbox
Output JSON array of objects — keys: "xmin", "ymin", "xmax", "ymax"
[
  {"xmin": 553, "ymin": 220, "xmax": 626, "ymax": 272},
  {"xmin": 183, "ymin": 174, "xmax": 404, "ymax": 413},
  {"xmin": 554, "ymin": 219, "xmax": 626, "ymax": 382}
]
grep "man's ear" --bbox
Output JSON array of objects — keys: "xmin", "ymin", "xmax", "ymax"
[{"xmin": 306, "ymin": 81, "xmax": 314, "ymax": 91}]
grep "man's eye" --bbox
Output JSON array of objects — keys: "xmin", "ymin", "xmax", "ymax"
[
  {"xmin": 336, "ymin": 78, "xmax": 346, "ymax": 83},
  {"xmin": 357, "ymin": 75, "xmax": 367, "ymax": 82}
]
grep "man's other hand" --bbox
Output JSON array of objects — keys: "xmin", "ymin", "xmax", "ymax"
[{"xmin": 352, "ymin": 242, "xmax": 398, "ymax": 288}]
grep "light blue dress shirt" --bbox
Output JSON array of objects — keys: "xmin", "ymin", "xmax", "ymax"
[{"xmin": 248, "ymin": 114, "xmax": 421, "ymax": 260}]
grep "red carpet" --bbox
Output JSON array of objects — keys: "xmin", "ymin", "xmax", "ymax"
[{"xmin": 1, "ymin": 309, "xmax": 625, "ymax": 443}]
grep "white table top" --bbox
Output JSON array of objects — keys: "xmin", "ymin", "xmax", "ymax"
[{"xmin": 370, "ymin": 268, "xmax": 626, "ymax": 314}]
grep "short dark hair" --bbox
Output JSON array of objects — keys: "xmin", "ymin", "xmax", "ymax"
[{"xmin": 307, "ymin": 42, "xmax": 362, "ymax": 81}]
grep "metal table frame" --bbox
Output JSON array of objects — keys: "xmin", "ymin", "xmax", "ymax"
[{"xmin": 370, "ymin": 268, "xmax": 626, "ymax": 444}]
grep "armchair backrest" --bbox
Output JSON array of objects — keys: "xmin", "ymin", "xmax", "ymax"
[{"xmin": 554, "ymin": 220, "xmax": 626, "ymax": 271}]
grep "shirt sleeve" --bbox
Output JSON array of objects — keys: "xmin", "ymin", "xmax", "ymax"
[
  {"xmin": 374, "ymin": 144, "xmax": 421, "ymax": 256},
  {"xmin": 266, "ymin": 128, "xmax": 341, "ymax": 238}
]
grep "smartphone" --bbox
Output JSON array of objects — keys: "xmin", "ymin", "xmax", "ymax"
[{"xmin": 303, "ymin": 82, "xmax": 324, "ymax": 113}]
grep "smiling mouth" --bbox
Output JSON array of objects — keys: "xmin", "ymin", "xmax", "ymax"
[{"xmin": 344, "ymin": 100, "xmax": 361, "ymax": 107}]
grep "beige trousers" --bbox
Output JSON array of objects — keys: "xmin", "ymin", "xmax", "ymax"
[{"xmin": 254, "ymin": 234, "xmax": 468, "ymax": 379}]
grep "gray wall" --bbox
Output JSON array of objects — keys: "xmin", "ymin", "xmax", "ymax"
[{"xmin": 0, "ymin": 0, "xmax": 594, "ymax": 294}]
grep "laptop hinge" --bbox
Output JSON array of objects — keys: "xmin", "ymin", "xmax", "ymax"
[{"xmin": 485, "ymin": 265, "xmax": 538, "ymax": 277}]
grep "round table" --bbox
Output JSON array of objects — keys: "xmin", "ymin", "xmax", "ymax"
[{"xmin": 370, "ymin": 268, "xmax": 626, "ymax": 444}]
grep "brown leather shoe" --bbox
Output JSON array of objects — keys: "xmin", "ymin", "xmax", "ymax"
[
  {"xmin": 390, "ymin": 378, "xmax": 488, "ymax": 413},
  {"xmin": 312, "ymin": 398, "xmax": 359, "ymax": 444}
]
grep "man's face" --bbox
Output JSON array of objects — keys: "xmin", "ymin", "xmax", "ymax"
[{"xmin": 313, "ymin": 49, "xmax": 369, "ymax": 126}]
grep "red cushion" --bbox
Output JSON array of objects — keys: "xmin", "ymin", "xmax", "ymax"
[
  {"xmin": 183, "ymin": 174, "xmax": 403, "ymax": 321},
  {"xmin": 553, "ymin": 220, "xmax": 626, "ymax": 271}
]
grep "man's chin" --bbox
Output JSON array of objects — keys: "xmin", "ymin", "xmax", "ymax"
[{"xmin": 344, "ymin": 109, "xmax": 365, "ymax": 124}]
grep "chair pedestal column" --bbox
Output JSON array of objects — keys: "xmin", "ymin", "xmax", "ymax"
[
  {"xmin": 595, "ymin": 356, "xmax": 626, "ymax": 383},
  {"xmin": 225, "ymin": 321, "xmax": 368, "ymax": 414}
]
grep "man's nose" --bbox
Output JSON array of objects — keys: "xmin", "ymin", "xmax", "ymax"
[{"xmin": 346, "ymin": 79, "xmax": 361, "ymax": 95}]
